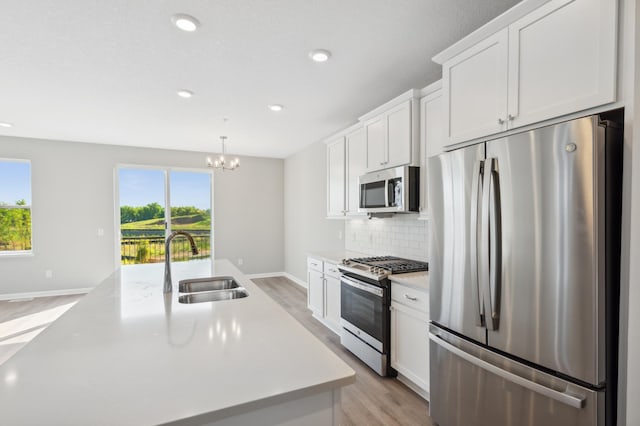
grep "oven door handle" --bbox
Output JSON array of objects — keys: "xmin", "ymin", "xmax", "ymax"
[{"xmin": 341, "ymin": 276, "xmax": 384, "ymax": 297}]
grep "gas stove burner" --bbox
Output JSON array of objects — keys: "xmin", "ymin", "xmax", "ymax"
[{"xmin": 341, "ymin": 256, "xmax": 428, "ymax": 277}]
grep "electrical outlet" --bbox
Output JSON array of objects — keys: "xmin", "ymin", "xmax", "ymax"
[
  {"xmin": 45, "ymin": 270, "xmax": 53, "ymax": 279},
  {"xmin": 338, "ymin": 231, "xmax": 343, "ymax": 240},
  {"xmin": 237, "ymin": 258, "xmax": 243, "ymax": 266},
  {"xmin": 97, "ymin": 228, "xmax": 104, "ymax": 237}
]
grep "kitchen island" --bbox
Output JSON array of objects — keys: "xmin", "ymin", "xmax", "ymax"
[{"xmin": 0, "ymin": 259, "xmax": 355, "ymax": 425}]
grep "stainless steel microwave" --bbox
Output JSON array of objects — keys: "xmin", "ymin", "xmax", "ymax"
[{"xmin": 359, "ymin": 166, "xmax": 419, "ymax": 213}]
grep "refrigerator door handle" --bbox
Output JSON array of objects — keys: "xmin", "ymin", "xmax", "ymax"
[
  {"xmin": 470, "ymin": 160, "xmax": 485, "ymax": 327},
  {"xmin": 480, "ymin": 158, "xmax": 493, "ymax": 330},
  {"xmin": 428, "ymin": 332, "xmax": 586, "ymax": 409},
  {"xmin": 488, "ymin": 158, "xmax": 502, "ymax": 330}
]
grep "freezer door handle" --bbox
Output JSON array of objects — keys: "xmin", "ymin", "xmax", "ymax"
[
  {"xmin": 470, "ymin": 160, "xmax": 485, "ymax": 327},
  {"xmin": 488, "ymin": 158, "xmax": 502, "ymax": 330},
  {"xmin": 428, "ymin": 332, "xmax": 586, "ymax": 409}
]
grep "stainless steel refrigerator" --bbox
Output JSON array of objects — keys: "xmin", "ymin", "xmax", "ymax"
[{"xmin": 427, "ymin": 111, "xmax": 623, "ymax": 426}]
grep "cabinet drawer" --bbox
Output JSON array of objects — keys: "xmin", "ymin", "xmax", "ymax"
[
  {"xmin": 307, "ymin": 257, "xmax": 323, "ymax": 273},
  {"xmin": 323, "ymin": 262, "xmax": 341, "ymax": 279},
  {"xmin": 391, "ymin": 282, "xmax": 428, "ymax": 313}
]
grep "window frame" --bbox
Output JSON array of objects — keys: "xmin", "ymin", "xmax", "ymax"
[{"xmin": 0, "ymin": 158, "xmax": 33, "ymax": 257}]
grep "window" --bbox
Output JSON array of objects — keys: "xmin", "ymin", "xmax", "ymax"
[
  {"xmin": 117, "ymin": 166, "xmax": 212, "ymax": 265},
  {"xmin": 0, "ymin": 159, "xmax": 32, "ymax": 254}
]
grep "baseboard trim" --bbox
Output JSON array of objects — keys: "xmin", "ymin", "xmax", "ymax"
[
  {"xmin": 0, "ymin": 287, "xmax": 93, "ymax": 301},
  {"xmin": 245, "ymin": 272, "xmax": 308, "ymax": 289},
  {"xmin": 282, "ymin": 273, "xmax": 307, "ymax": 289}
]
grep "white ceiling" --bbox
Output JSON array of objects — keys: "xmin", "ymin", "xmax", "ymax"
[{"xmin": 0, "ymin": 0, "xmax": 520, "ymax": 159}]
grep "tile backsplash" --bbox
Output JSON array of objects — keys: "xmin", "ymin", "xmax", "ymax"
[{"xmin": 345, "ymin": 215, "xmax": 429, "ymax": 262}]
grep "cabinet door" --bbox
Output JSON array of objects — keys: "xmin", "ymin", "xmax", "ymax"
[
  {"xmin": 507, "ymin": 0, "xmax": 616, "ymax": 129},
  {"xmin": 391, "ymin": 302, "xmax": 430, "ymax": 393},
  {"xmin": 366, "ymin": 117, "xmax": 387, "ymax": 172},
  {"xmin": 324, "ymin": 275, "xmax": 341, "ymax": 334},
  {"xmin": 443, "ymin": 28, "xmax": 509, "ymax": 146},
  {"xmin": 386, "ymin": 101, "xmax": 412, "ymax": 168},
  {"xmin": 419, "ymin": 89, "xmax": 444, "ymax": 217},
  {"xmin": 308, "ymin": 269, "xmax": 325, "ymax": 317},
  {"xmin": 326, "ymin": 138, "xmax": 346, "ymax": 217},
  {"xmin": 346, "ymin": 128, "xmax": 367, "ymax": 216}
]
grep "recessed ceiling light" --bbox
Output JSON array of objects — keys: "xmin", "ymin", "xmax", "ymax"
[
  {"xmin": 172, "ymin": 14, "xmax": 200, "ymax": 32},
  {"xmin": 0, "ymin": 122, "xmax": 13, "ymax": 128},
  {"xmin": 309, "ymin": 49, "xmax": 331, "ymax": 62},
  {"xmin": 177, "ymin": 89, "xmax": 194, "ymax": 98},
  {"xmin": 268, "ymin": 104, "xmax": 283, "ymax": 112}
]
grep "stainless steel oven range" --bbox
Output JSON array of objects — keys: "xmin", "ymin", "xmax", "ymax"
[{"xmin": 338, "ymin": 256, "xmax": 429, "ymax": 376}]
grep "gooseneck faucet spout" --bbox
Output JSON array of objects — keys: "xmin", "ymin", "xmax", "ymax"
[{"xmin": 164, "ymin": 231, "xmax": 199, "ymax": 293}]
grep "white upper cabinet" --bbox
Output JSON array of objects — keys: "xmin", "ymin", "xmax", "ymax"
[
  {"xmin": 326, "ymin": 137, "xmax": 346, "ymax": 217},
  {"xmin": 345, "ymin": 127, "xmax": 367, "ymax": 217},
  {"xmin": 325, "ymin": 124, "xmax": 367, "ymax": 218},
  {"xmin": 506, "ymin": 0, "xmax": 616, "ymax": 129},
  {"xmin": 365, "ymin": 116, "xmax": 387, "ymax": 171},
  {"xmin": 419, "ymin": 82, "xmax": 444, "ymax": 218},
  {"xmin": 386, "ymin": 101, "xmax": 413, "ymax": 168},
  {"xmin": 438, "ymin": 0, "xmax": 617, "ymax": 147},
  {"xmin": 443, "ymin": 30, "xmax": 509, "ymax": 145},
  {"xmin": 361, "ymin": 90, "xmax": 420, "ymax": 173}
]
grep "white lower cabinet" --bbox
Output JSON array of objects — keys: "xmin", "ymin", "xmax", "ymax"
[
  {"xmin": 307, "ymin": 269, "xmax": 324, "ymax": 317},
  {"xmin": 307, "ymin": 257, "xmax": 342, "ymax": 335},
  {"xmin": 324, "ymin": 273, "xmax": 341, "ymax": 333},
  {"xmin": 390, "ymin": 281, "xmax": 429, "ymax": 399}
]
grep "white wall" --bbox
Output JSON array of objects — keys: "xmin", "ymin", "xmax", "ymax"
[
  {"xmin": 0, "ymin": 135, "xmax": 284, "ymax": 296},
  {"xmin": 284, "ymin": 141, "xmax": 344, "ymax": 282},
  {"xmin": 345, "ymin": 215, "xmax": 429, "ymax": 262}
]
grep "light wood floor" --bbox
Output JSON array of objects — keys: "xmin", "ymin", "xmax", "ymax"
[
  {"xmin": 252, "ymin": 276, "xmax": 433, "ymax": 426},
  {"xmin": 0, "ymin": 280, "xmax": 433, "ymax": 425},
  {"xmin": 0, "ymin": 294, "xmax": 84, "ymax": 365}
]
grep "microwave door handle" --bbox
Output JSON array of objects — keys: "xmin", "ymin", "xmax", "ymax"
[
  {"xmin": 480, "ymin": 158, "xmax": 494, "ymax": 331},
  {"xmin": 488, "ymin": 159, "xmax": 502, "ymax": 330},
  {"xmin": 385, "ymin": 179, "xmax": 390, "ymax": 207},
  {"xmin": 470, "ymin": 160, "xmax": 485, "ymax": 327}
]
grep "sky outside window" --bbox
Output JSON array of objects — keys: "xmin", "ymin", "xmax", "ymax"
[
  {"xmin": 119, "ymin": 168, "xmax": 165, "ymax": 207},
  {"xmin": 170, "ymin": 171, "xmax": 211, "ymax": 210},
  {"xmin": 0, "ymin": 161, "xmax": 31, "ymax": 205}
]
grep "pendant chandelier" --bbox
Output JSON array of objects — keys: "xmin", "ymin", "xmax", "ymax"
[{"xmin": 207, "ymin": 136, "xmax": 239, "ymax": 171}]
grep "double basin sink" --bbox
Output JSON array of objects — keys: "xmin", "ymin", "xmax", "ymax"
[{"xmin": 178, "ymin": 276, "xmax": 249, "ymax": 304}]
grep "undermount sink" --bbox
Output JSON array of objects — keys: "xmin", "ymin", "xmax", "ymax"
[
  {"xmin": 178, "ymin": 276, "xmax": 240, "ymax": 293},
  {"xmin": 178, "ymin": 289, "xmax": 249, "ymax": 304}
]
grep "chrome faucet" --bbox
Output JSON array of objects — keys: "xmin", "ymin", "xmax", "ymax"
[{"xmin": 164, "ymin": 231, "xmax": 199, "ymax": 293}]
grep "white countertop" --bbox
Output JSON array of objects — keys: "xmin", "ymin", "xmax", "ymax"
[
  {"xmin": 389, "ymin": 271, "xmax": 429, "ymax": 291},
  {"xmin": 307, "ymin": 250, "xmax": 367, "ymax": 265},
  {"xmin": 0, "ymin": 259, "xmax": 355, "ymax": 425}
]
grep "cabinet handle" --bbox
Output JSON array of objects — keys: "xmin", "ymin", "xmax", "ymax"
[
  {"xmin": 508, "ymin": 114, "xmax": 516, "ymax": 121},
  {"xmin": 497, "ymin": 118, "xmax": 505, "ymax": 125},
  {"xmin": 379, "ymin": 162, "xmax": 385, "ymax": 166},
  {"xmin": 404, "ymin": 294, "xmax": 418, "ymax": 301},
  {"xmin": 311, "ymin": 263, "xmax": 318, "ymax": 267}
]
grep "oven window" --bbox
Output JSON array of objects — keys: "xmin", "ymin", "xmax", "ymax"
[
  {"xmin": 341, "ymin": 283, "xmax": 384, "ymax": 342},
  {"xmin": 360, "ymin": 181, "xmax": 386, "ymax": 208}
]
